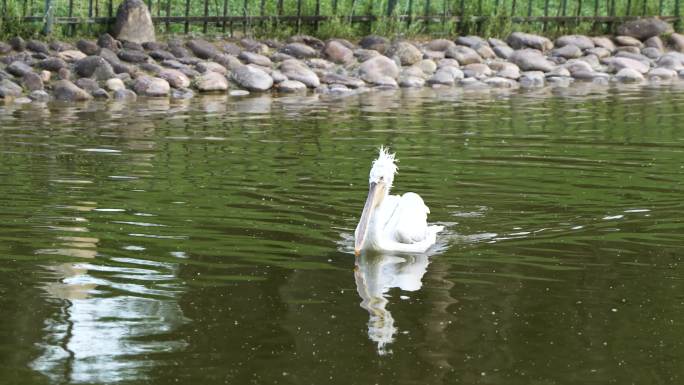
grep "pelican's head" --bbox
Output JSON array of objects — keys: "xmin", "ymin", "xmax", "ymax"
[{"xmin": 355, "ymin": 147, "xmax": 398, "ymax": 256}]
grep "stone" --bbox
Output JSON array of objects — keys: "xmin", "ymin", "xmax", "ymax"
[
  {"xmin": 75, "ymin": 78, "xmax": 99, "ymax": 92},
  {"xmin": 648, "ymin": 67, "xmax": 677, "ymax": 80},
  {"xmin": 0, "ymin": 79, "xmax": 22, "ymax": 98},
  {"xmin": 555, "ymin": 35, "xmax": 594, "ymax": 50},
  {"xmin": 106, "ymin": 77, "xmax": 126, "ymax": 91},
  {"xmin": 445, "ymin": 45, "xmax": 482, "ymax": 65},
  {"xmin": 118, "ymin": 49, "xmax": 149, "ymax": 63},
  {"xmin": 519, "ymin": 71, "xmax": 545, "ymax": 88},
  {"xmin": 614, "ymin": 51, "xmax": 652, "ymax": 67},
  {"xmin": 113, "ymin": 89, "xmax": 137, "ymax": 101},
  {"xmin": 187, "ymin": 39, "xmax": 218, "ymax": 59},
  {"xmin": 38, "ymin": 57, "xmax": 68, "ymax": 72},
  {"xmin": 426, "ymin": 39, "xmax": 456, "ymax": 52},
  {"xmin": 564, "ymin": 59, "xmax": 594, "ymax": 75},
  {"xmin": 171, "ymin": 88, "xmax": 194, "ymax": 99},
  {"xmin": 474, "ymin": 44, "xmax": 497, "ymax": 60},
  {"xmin": 39, "ymin": 70, "xmax": 51, "ymax": 82},
  {"xmin": 358, "ymin": 55, "xmax": 399, "ymax": 84},
  {"xmin": 592, "ymin": 36, "xmax": 616, "ymax": 51},
  {"xmin": 97, "ymin": 33, "xmax": 121, "ymax": 50},
  {"xmin": 159, "ymin": 68, "xmax": 190, "ymax": 88},
  {"xmin": 57, "ymin": 68, "xmax": 71, "ymax": 80},
  {"xmin": 9, "ymin": 36, "xmax": 26, "ymax": 51},
  {"xmin": 427, "ymin": 68, "xmax": 464, "ymax": 85},
  {"xmin": 509, "ymin": 49, "xmax": 555, "ymax": 72},
  {"xmin": 231, "ymin": 65, "xmax": 273, "ymax": 91},
  {"xmin": 196, "ymin": 61, "xmax": 228, "ymax": 75},
  {"xmin": 656, "ymin": 52, "xmax": 684, "ymax": 70},
  {"xmin": 122, "ymin": 40, "xmax": 143, "ymax": 51},
  {"xmin": 229, "ymin": 90, "xmax": 250, "ymax": 97},
  {"xmin": 0, "ymin": 42, "xmax": 11, "ymax": 54},
  {"xmin": 483, "ymin": 77, "xmax": 517, "ymax": 88},
  {"xmin": 213, "ymin": 54, "xmax": 243, "ymax": 70},
  {"xmin": 221, "ymin": 42, "xmax": 242, "ymax": 56},
  {"xmin": 547, "ymin": 66, "xmax": 571, "ymax": 77},
  {"xmin": 455, "ymin": 35, "xmax": 488, "ymax": 48},
  {"xmin": 642, "ymin": 47, "xmax": 662, "ymax": 60},
  {"xmin": 92, "ymin": 88, "xmax": 110, "ymax": 99},
  {"xmin": 319, "ymin": 73, "xmax": 365, "ymax": 88},
  {"xmin": 75, "ymin": 56, "xmax": 114, "ymax": 78},
  {"xmin": 462, "ymin": 63, "xmax": 492, "ymax": 79},
  {"xmin": 277, "ymin": 80, "xmax": 307, "ymax": 93},
  {"xmin": 112, "ymin": 0, "xmax": 156, "ymax": 43},
  {"xmin": 54, "ymin": 80, "xmax": 92, "ymax": 101},
  {"xmin": 239, "ymin": 51, "xmax": 272, "ymax": 67},
  {"xmin": 169, "ymin": 44, "xmax": 191, "ymax": 58},
  {"xmin": 617, "ymin": 17, "xmax": 673, "ymax": 40},
  {"xmin": 644, "ymin": 36, "xmax": 665, "ymax": 51},
  {"xmin": 587, "ymin": 47, "xmax": 612, "ymax": 59},
  {"xmin": 605, "ymin": 57, "xmax": 650, "ymax": 74},
  {"xmin": 493, "ymin": 45, "xmax": 514, "ymax": 59},
  {"xmin": 195, "ymin": 71, "xmax": 228, "ymax": 92},
  {"xmin": 270, "ymin": 70, "xmax": 287, "ymax": 83},
  {"xmin": 323, "ymin": 40, "xmax": 354, "ymax": 64},
  {"xmin": 279, "ymin": 59, "xmax": 320, "ymax": 88},
  {"xmin": 392, "ymin": 41, "xmax": 423, "ymax": 66},
  {"xmin": 552, "ymin": 44, "xmax": 582, "ymax": 59},
  {"xmin": 507, "ymin": 32, "xmax": 553, "ymax": 51},
  {"xmin": 49, "ymin": 41, "xmax": 72, "ymax": 52},
  {"xmin": 398, "ymin": 76, "xmax": 425, "ymax": 88},
  {"xmin": 26, "ymin": 40, "xmax": 49, "ymax": 54},
  {"xmin": 614, "ymin": 67, "xmax": 644, "ymax": 82},
  {"xmin": 279, "ymin": 43, "xmax": 317, "ymax": 59},
  {"xmin": 7, "ymin": 61, "xmax": 33, "ymax": 77},
  {"xmin": 459, "ymin": 78, "xmax": 487, "ymax": 89},
  {"xmin": 76, "ymin": 39, "xmax": 100, "ymax": 56},
  {"xmin": 359, "ymin": 35, "xmax": 389, "ymax": 52},
  {"xmin": 671, "ymin": 33, "xmax": 684, "ymax": 53},
  {"xmin": 22, "ymin": 72, "xmax": 43, "ymax": 91},
  {"xmin": 494, "ymin": 62, "xmax": 521, "ymax": 79},
  {"xmin": 617, "ymin": 46, "xmax": 642, "ymax": 54},
  {"xmin": 307, "ymin": 58, "xmax": 334, "ymax": 70},
  {"xmin": 133, "ymin": 76, "xmax": 170, "ymax": 96},
  {"xmin": 615, "ymin": 36, "xmax": 643, "ymax": 47},
  {"xmin": 415, "ymin": 59, "xmax": 437, "ymax": 74},
  {"xmin": 28, "ymin": 90, "xmax": 50, "ymax": 102},
  {"xmin": 149, "ymin": 50, "xmax": 176, "ymax": 61},
  {"xmin": 287, "ymin": 35, "xmax": 324, "ymax": 50}
]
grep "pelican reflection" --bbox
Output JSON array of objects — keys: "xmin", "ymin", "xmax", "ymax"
[{"xmin": 354, "ymin": 252, "xmax": 429, "ymax": 355}]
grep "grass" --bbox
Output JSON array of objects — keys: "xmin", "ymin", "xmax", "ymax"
[{"xmin": 0, "ymin": 0, "xmax": 681, "ymax": 39}]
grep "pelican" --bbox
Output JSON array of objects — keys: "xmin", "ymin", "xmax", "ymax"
[{"xmin": 354, "ymin": 147, "xmax": 443, "ymax": 256}]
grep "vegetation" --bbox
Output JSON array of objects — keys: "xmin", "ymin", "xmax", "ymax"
[{"xmin": 0, "ymin": 0, "xmax": 681, "ymax": 39}]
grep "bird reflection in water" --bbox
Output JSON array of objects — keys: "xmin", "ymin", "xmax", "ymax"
[{"xmin": 354, "ymin": 252, "xmax": 430, "ymax": 355}]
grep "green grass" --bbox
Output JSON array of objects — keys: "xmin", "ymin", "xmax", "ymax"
[{"xmin": 0, "ymin": 0, "xmax": 681, "ymax": 39}]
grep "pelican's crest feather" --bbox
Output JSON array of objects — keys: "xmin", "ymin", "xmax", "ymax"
[{"xmin": 369, "ymin": 146, "xmax": 398, "ymax": 186}]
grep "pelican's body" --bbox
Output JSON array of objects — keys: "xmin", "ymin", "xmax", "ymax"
[{"xmin": 354, "ymin": 148, "xmax": 443, "ymax": 255}]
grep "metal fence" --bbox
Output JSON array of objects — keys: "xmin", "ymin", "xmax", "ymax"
[{"xmin": 3, "ymin": 0, "xmax": 683, "ymax": 36}]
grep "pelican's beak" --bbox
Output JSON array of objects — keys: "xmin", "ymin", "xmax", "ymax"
[{"xmin": 355, "ymin": 181, "xmax": 385, "ymax": 256}]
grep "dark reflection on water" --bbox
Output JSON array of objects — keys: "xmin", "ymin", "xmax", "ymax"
[{"xmin": 1, "ymin": 84, "xmax": 684, "ymax": 385}]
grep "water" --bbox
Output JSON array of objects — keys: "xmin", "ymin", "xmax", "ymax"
[{"xmin": 1, "ymin": 84, "xmax": 683, "ymax": 385}]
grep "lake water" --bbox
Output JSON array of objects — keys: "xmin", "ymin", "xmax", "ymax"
[{"xmin": 1, "ymin": 84, "xmax": 683, "ymax": 385}]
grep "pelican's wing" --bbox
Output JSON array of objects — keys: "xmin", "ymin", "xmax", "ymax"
[{"xmin": 381, "ymin": 193, "xmax": 443, "ymax": 253}]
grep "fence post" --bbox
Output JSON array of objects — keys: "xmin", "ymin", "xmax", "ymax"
[
  {"xmin": 166, "ymin": 0, "xmax": 171, "ymax": 32},
  {"xmin": 425, "ymin": 0, "xmax": 430, "ymax": 30},
  {"xmin": 387, "ymin": 0, "xmax": 397, "ymax": 16},
  {"xmin": 109, "ymin": 0, "xmax": 113, "ymax": 26},
  {"xmin": 527, "ymin": 0, "xmax": 532, "ymax": 17},
  {"xmin": 243, "ymin": 0, "xmax": 248, "ymax": 36},
  {"xmin": 68, "ymin": 0, "xmax": 74, "ymax": 35},
  {"xmin": 296, "ymin": 0, "xmax": 302, "ymax": 34},
  {"xmin": 658, "ymin": 0, "xmax": 662, "ymax": 15},
  {"xmin": 626, "ymin": 0, "xmax": 631, "ymax": 15},
  {"xmin": 676, "ymin": 0, "xmax": 681, "ymax": 31},
  {"xmin": 459, "ymin": 0, "xmax": 464, "ymax": 33},
  {"xmin": 184, "ymin": 0, "xmax": 190, "ymax": 33},
  {"xmin": 315, "ymin": 0, "xmax": 320, "ymax": 31},
  {"xmin": 43, "ymin": 0, "xmax": 54, "ymax": 34},
  {"xmin": 407, "ymin": 0, "xmax": 413, "ymax": 27},
  {"xmin": 333, "ymin": 0, "xmax": 338, "ymax": 15},
  {"xmin": 203, "ymin": 0, "xmax": 209, "ymax": 33}
]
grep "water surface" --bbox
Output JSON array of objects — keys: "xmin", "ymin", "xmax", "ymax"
[{"xmin": 1, "ymin": 84, "xmax": 684, "ymax": 385}]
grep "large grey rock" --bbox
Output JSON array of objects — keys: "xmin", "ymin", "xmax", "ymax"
[
  {"xmin": 391, "ymin": 41, "xmax": 423, "ymax": 66},
  {"xmin": 58, "ymin": 50, "xmax": 87, "ymax": 62},
  {"xmin": 648, "ymin": 67, "xmax": 677, "ymax": 80},
  {"xmin": 287, "ymin": 35, "xmax": 325, "ymax": 50},
  {"xmin": 555, "ymin": 35, "xmax": 594, "ymax": 50},
  {"xmin": 76, "ymin": 39, "xmax": 100, "ymax": 55},
  {"xmin": 239, "ymin": 51, "xmax": 272, "ymax": 67},
  {"xmin": 642, "ymin": 47, "xmax": 662, "ymax": 59},
  {"xmin": 509, "ymin": 49, "xmax": 555, "ymax": 72},
  {"xmin": 196, "ymin": 71, "xmax": 229, "ymax": 92},
  {"xmin": 106, "ymin": 78, "xmax": 126, "ymax": 91},
  {"xmin": 426, "ymin": 39, "xmax": 456, "ymax": 52},
  {"xmin": 97, "ymin": 33, "xmax": 121, "ymax": 50},
  {"xmin": 615, "ymin": 36, "xmax": 644, "ymax": 47},
  {"xmin": 462, "ymin": 63, "xmax": 492, "ymax": 79},
  {"xmin": 604, "ymin": 57, "xmax": 650, "ymax": 74},
  {"xmin": 552, "ymin": 44, "xmax": 582, "ymax": 59},
  {"xmin": 213, "ymin": 54, "xmax": 243, "ymax": 71},
  {"xmin": 0, "ymin": 42, "xmax": 11, "ymax": 55},
  {"xmin": 398, "ymin": 75, "xmax": 425, "ymax": 88},
  {"xmin": 507, "ymin": 32, "xmax": 553, "ymax": 51},
  {"xmin": 54, "ymin": 80, "xmax": 92, "ymax": 101},
  {"xmin": 27, "ymin": 40, "xmax": 49, "ymax": 54},
  {"xmin": 118, "ymin": 49, "xmax": 149, "ymax": 63},
  {"xmin": 519, "ymin": 71, "xmax": 545, "ymax": 88},
  {"xmin": 493, "ymin": 45, "xmax": 514, "ymax": 59},
  {"xmin": 563, "ymin": 59, "xmax": 594, "ymax": 75},
  {"xmin": 474, "ymin": 44, "xmax": 497, "ymax": 60},
  {"xmin": 38, "ymin": 57, "xmax": 68, "ymax": 71},
  {"xmin": 279, "ymin": 59, "xmax": 320, "ymax": 88},
  {"xmin": 74, "ymin": 56, "xmax": 115, "ymax": 79},
  {"xmin": 358, "ymin": 55, "xmax": 399, "ymax": 84},
  {"xmin": 187, "ymin": 39, "xmax": 218, "ymax": 59},
  {"xmin": 277, "ymin": 79, "xmax": 307, "ymax": 93},
  {"xmin": 671, "ymin": 33, "xmax": 684, "ymax": 53},
  {"xmin": 149, "ymin": 50, "xmax": 175, "ymax": 61},
  {"xmin": 279, "ymin": 43, "xmax": 317, "ymax": 59},
  {"xmin": 323, "ymin": 40, "xmax": 354, "ymax": 64},
  {"xmin": 614, "ymin": 51, "xmax": 652, "ymax": 67},
  {"xmin": 491, "ymin": 62, "xmax": 521, "ymax": 79},
  {"xmin": 587, "ymin": 47, "xmax": 612, "ymax": 59},
  {"xmin": 0, "ymin": 79, "xmax": 22, "ymax": 98},
  {"xmin": 455, "ymin": 35, "xmax": 488, "ymax": 48},
  {"xmin": 614, "ymin": 67, "xmax": 644, "ymax": 82},
  {"xmin": 592, "ymin": 37, "xmax": 616, "ymax": 52},
  {"xmin": 232, "ymin": 65, "xmax": 273, "ymax": 91},
  {"xmin": 656, "ymin": 52, "xmax": 684, "ymax": 70},
  {"xmin": 133, "ymin": 76, "xmax": 170, "ymax": 96},
  {"xmin": 427, "ymin": 67, "xmax": 464, "ymax": 85},
  {"xmin": 644, "ymin": 36, "xmax": 665, "ymax": 51},
  {"xmin": 617, "ymin": 17, "xmax": 673, "ymax": 40},
  {"xmin": 112, "ymin": 0, "xmax": 156, "ymax": 44},
  {"xmin": 159, "ymin": 68, "xmax": 190, "ymax": 88},
  {"xmin": 22, "ymin": 72, "xmax": 43, "ymax": 91},
  {"xmin": 359, "ymin": 35, "xmax": 390, "ymax": 52},
  {"xmin": 319, "ymin": 73, "xmax": 365, "ymax": 88},
  {"xmin": 7, "ymin": 61, "xmax": 33, "ymax": 77},
  {"xmin": 445, "ymin": 45, "xmax": 482, "ymax": 65},
  {"xmin": 8, "ymin": 36, "xmax": 26, "ymax": 51},
  {"xmin": 75, "ymin": 78, "xmax": 100, "ymax": 93},
  {"xmin": 28, "ymin": 90, "xmax": 50, "ymax": 102},
  {"xmin": 113, "ymin": 89, "xmax": 137, "ymax": 101},
  {"xmin": 483, "ymin": 77, "xmax": 517, "ymax": 88}
]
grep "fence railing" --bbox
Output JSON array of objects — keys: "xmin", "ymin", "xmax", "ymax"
[{"xmin": 2, "ymin": 0, "xmax": 682, "ymax": 37}]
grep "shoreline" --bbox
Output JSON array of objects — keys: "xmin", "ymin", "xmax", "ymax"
[{"xmin": 1, "ymin": 20, "xmax": 684, "ymax": 104}]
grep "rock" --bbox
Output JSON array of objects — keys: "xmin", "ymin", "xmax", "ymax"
[
  {"xmin": 615, "ymin": 51, "xmax": 652, "ymax": 67},
  {"xmin": 112, "ymin": 0, "xmax": 155, "ymax": 43},
  {"xmin": 392, "ymin": 41, "xmax": 423, "ymax": 66},
  {"xmin": 617, "ymin": 17, "xmax": 673, "ymax": 40},
  {"xmin": 133, "ymin": 76, "xmax": 170, "ymax": 96},
  {"xmin": 7, "ymin": 61, "xmax": 33, "ymax": 77},
  {"xmin": 552, "ymin": 44, "xmax": 582, "ymax": 59},
  {"xmin": 474, "ymin": 44, "xmax": 497, "ymax": 60},
  {"xmin": 644, "ymin": 36, "xmax": 665, "ymax": 51},
  {"xmin": 493, "ymin": 62, "xmax": 521, "ymax": 79},
  {"xmin": 0, "ymin": 42, "xmax": 11, "ymax": 54},
  {"xmin": 555, "ymin": 35, "xmax": 594, "ymax": 50},
  {"xmin": 455, "ymin": 35, "xmax": 488, "ymax": 48},
  {"xmin": 648, "ymin": 67, "xmax": 677, "ymax": 80},
  {"xmin": 307, "ymin": 58, "xmax": 334, "ymax": 70},
  {"xmin": 26, "ymin": 40, "xmax": 49, "ymax": 54},
  {"xmin": 169, "ymin": 44, "xmax": 191, "ymax": 58},
  {"xmin": 587, "ymin": 47, "xmax": 612, "ymax": 58},
  {"xmin": 213, "ymin": 54, "xmax": 243, "ymax": 70},
  {"xmin": 605, "ymin": 57, "xmax": 649, "ymax": 74},
  {"xmin": 239, "ymin": 51, "xmax": 272, "ymax": 67},
  {"xmin": 75, "ymin": 78, "xmax": 99, "ymax": 93},
  {"xmin": 118, "ymin": 49, "xmax": 149, "ymax": 63},
  {"xmin": 195, "ymin": 71, "xmax": 228, "ymax": 92},
  {"xmin": 270, "ymin": 70, "xmax": 287, "ymax": 83},
  {"xmin": 358, "ymin": 55, "xmax": 399, "ymax": 84},
  {"xmin": 519, "ymin": 71, "xmax": 545, "ymax": 88},
  {"xmin": 614, "ymin": 67, "xmax": 644, "ymax": 82},
  {"xmin": 0, "ymin": 79, "xmax": 22, "ymax": 98},
  {"xmin": 9, "ymin": 36, "xmax": 26, "ymax": 51},
  {"xmin": 171, "ymin": 88, "xmax": 194, "ymax": 99},
  {"xmin": 106, "ymin": 77, "xmax": 126, "ymax": 91},
  {"xmin": 507, "ymin": 32, "xmax": 553, "ymax": 51},
  {"xmin": 564, "ymin": 59, "xmax": 594, "ymax": 75},
  {"xmin": 493, "ymin": 45, "xmax": 514, "ymax": 59},
  {"xmin": 656, "ymin": 52, "xmax": 684, "ymax": 70},
  {"xmin": 642, "ymin": 47, "xmax": 662, "ymax": 59},
  {"xmin": 547, "ymin": 66, "xmax": 571, "ymax": 77},
  {"xmin": 149, "ymin": 50, "xmax": 175, "ymax": 61},
  {"xmin": 483, "ymin": 77, "xmax": 517, "ymax": 88},
  {"xmin": 279, "ymin": 59, "xmax": 320, "ymax": 88},
  {"xmin": 49, "ymin": 41, "xmax": 72, "ymax": 52},
  {"xmin": 398, "ymin": 76, "xmax": 425, "ymax": 88},
  {"xmin": 221, "ymin": 42, "xmax": 242, "ymax": 56},
  {"xmin": 415, "ymin": 59, "xmax": 437, "ymax": 74},
  {"xmin": 671, "ymin": 33, "xmax": 684, "ymax": 53},
  {"xmin": 159, "ymin": 68, "xmax": 190, "ymax": 88},
  {"xmin": 196, "ymin": 61, "xmax": 228, "ymax": 75},
  {"xmin": 92, "ymin": 88, "xmax": 110, "ymax": 99},
  {"xmin": 75, "ymin": 56, "xmax": 114, "ymax": 79},
  {"xmin": 232, "ymin": 65, "xmax": 273, "ymax": 91},
  {"xmin": 22, "ymin": 72, "xmax": 43, "ymax": 91},
  {"xmin": 617, "ymin": 46, "xmax": 642, "ymax": 54},
  {"xmin": 426, "ymin": 39, "xmax": 456, "ymax": 51},
  {"xmin": 97, "ymin": 33, "xmax": 121, "ymax": 50},
  {"xmin": 140, "ymin": 63, "xmax": 162, "ymax": 75},
  {"xmin": 445, "ymin": 45, "xmax": 482, "ymax": 65},
  {"xmin": 591, "ymin": 36, "xmax": 616, "ymax": 52},
  {"xmin": 323, "ymin": 40, "xmax": 354, "ymax": 64},
  {"xmin": 427, "ymin": 67, "xmax": 464, "ymax": 85},
  {"xmin": 615, "ymin": 36, "xmax": 643, "ymax": 47},
  {"xmin": 58, "ymin": 49, "xmax": 87, "ymax": 62},
  {"xmin": 509, "ymin": 49, "xmax": 555, "ymax": 72},
  {"xmin": 28, "ymin": 90, "xmax": 50, "ymax": 102},
  {"xmin": 679, "ymin": 69, "xmax": 684, "ymax": 78},
  {"xmin": 277, "ymin": 80, "xmax": 307, "ymax": 93},
  {"xmin": 76, "ymin": 39, "xmax": 100, "ymax": 55},
  {"xmin": 54, "ymin": 80, "xmax": 92, "ymax": 101},
  {"xmin": 319, "ymin": 73, "xmax": 365, "ymax": 88},
  {"xmin": 113, "ymin": 89, "xmax": 137, "ymax": 101},
  {"xmin": 187, "ymin": 39, "xmax": 218, "ymax": 59},
  {"xmin": 57, "ymin": 68, "xmax": 71, "ymax": 80},
  {"xmin": 359, "ymin": 35, "xmax": 389, "ymax": 52},
  {"xmin": 122, "ymin": 40, "xmax": 143, "ymax": 51},
  {"xmin": 462, "ymin": 63, "xmax": 492, "ymax": 79},
  {"xmin": 229, "ymin": 90, "xmax": 250, "ymax": 97},
  {"xmin": 459, "ymin": 78, "xmax": 487, "ymax": 89},
  {"xmin": 279, "ymin": 43, "xmax": 317, "ymax": 59},
  {"xmin": 39, "ymin": 70, "xmax": 51, "ymax": 83},
  {"xmin": 38, "ymin": 57, "xmax": 67, "ymax": 72}
]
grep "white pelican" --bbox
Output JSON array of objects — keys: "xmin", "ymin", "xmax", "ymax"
[{"xmin": 354, "ymin": 147, "xmax": 443, "ymax": 256}]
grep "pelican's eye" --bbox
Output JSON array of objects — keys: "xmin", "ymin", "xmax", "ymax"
[{"xmin": 379, "ymin": 176, "xmax": 384, "ymax": 181}]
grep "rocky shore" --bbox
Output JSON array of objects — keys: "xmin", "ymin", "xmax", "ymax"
[{"xmin": 1, "ymin": 18, "xmax": 684, "ymax": 103}]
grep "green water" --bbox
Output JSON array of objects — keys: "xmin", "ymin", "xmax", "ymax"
[{"xmin": 1, "ymin": 84, "xmax": 683, "ymax": 385}]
